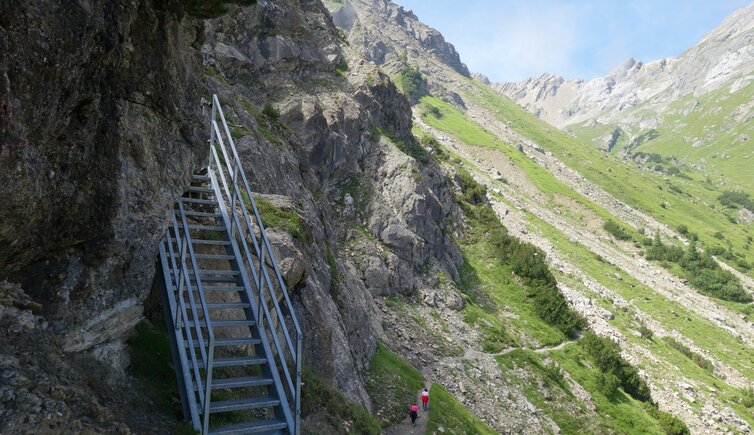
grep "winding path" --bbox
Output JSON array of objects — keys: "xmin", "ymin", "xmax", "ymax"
[{"xmin": 383, "ymin": 384, "xmax": 432, "ymax": 435}]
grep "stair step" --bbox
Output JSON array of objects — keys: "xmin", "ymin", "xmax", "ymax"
[
  {"xmin": 212, "ymin": 376, "xmax": 274, "ymax": 389},
  {"xmin": 189, "ymin": 186, "xmax": 215, "ymax": 194},
  {"xmin": 192, "ymin": 285, "xmax": 245, "ymax": 292},
  {"xmin": 195, "ymin": 356, "xmax": 268, "ymax": 369},
  {"xmin": 177, "ymin": 210, "xmax": 221, "ymax": 218},
  {"xmin": 195, "ymin": 253, "xmax": 235, "ymax": 261},
  {"xmin": 169, "ymin": 237, "xmax": 230, "ymax": 246},
  {"xmin": 192, "ymin": 174, "xmax": 211, "ymax": 182},
  {"xmin": 171, "ymin": 274, "xmax": 239, "ymax": 283},
  {"xmin": 186, "ymin": 319, "xmax": 256, "ymax": 329},
  {"xmin": 206, "ymin": 302, "xmax": 251, "ymax": 309},
  {"xmin": 208, "ymin": 396, "xmax": 279, "ymax": 413},
  {"xmin": 185, "ymin": 337, "xmax": 260, "ymax": 348},
  {"xmin": 181, "ymin": 197, "xmax": 217, "ymax": 205},
  {"xmin": 187, "ymin": 224, "xmax": 226, "ymax": 232},
  {"xmin": 209, "ymin": 418, "xmax": 287, "ymax": 434}
]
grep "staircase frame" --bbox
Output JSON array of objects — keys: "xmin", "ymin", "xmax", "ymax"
[{"xmin": 159, "ymin": 94, "xmax": 303, "ymax": 434}]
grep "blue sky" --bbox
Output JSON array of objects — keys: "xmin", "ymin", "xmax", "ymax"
[{"xmin": 394, "ymin": 0, "xmax": 752, "ymax": 82}]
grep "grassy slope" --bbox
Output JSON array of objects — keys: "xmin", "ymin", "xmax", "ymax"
[
  {"xmin": 571, "ymin": 79, "xmax": 754, "ymax": 192},
  {"xmin": 459, "ymin": 79, "xmax": 754, "ymax": 278},
  {"xmin": 427, "ymin": 383, "xmax": 497, "ymax": 434},
  {"xmin": 366, "ymin": 343, "xmax": 425, "ymax": 426},
  {"xmin": 413, "ymin": 79, "xmax": 754, "ymax": 427}
]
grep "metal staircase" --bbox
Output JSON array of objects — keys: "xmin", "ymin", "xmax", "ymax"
[{"xmin": 157, "ymin": 95, "xmax": 302, "ymax": 434}]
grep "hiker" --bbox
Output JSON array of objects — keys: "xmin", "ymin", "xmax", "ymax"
[
  {"xmin": 409, "ymin": 403, "xmax": 419, "ymax": 426},
  {"xmin": 421, "ymin": 387, "xmax": 429, "ymax": 411}
]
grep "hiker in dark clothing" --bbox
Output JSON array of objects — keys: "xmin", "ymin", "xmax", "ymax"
[{"xmin": 409, "ymin": 403, "xmax": 419, "ymax": 426}]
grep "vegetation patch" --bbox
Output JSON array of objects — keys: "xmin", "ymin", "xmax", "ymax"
[
  {"xmin": 242, "ymin": 193, "xmax": 309, "ymax": 242},
  {"xmin": 581, "ymin": 331, "xmax": 651, "ymax": 402},
  {"xmin": 427, "ymin": 383, "xmax": 496, "ymax": 434},
  {"xmin": 455, "ymin": 169, "xmax": 584, "ymax": 341},
  {"xmin": 365, "ymin": 343, "xmax": 425, "ymax": 426},
  {"xmin": 719, "ymin": 190, "xmax": 754, "ymax": 213},
  {"xmin": 127, "ymin": 321, "xmax": 183, "ymax": 418},
  {"xmin": 301, "ymin": 369, "xmax": 380, "ymax": 434},
  {"xmin": 604, "ymin": 220, "xmax": 632, "ymax": 241},
  {"xmin": 645, "ymin": 235, "xmax": 750, "ymax": 302},
  {"xmin": 662, "ymin": 337, "xmax": 713, "ymax": 372},
  {"xmin": 395, "ymin": 66, "xmax": 427, "ymax": 102}
]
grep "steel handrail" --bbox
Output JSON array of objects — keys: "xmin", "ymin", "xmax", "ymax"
[
  {"xmin": 211, "ymin": 94, "xmax": 302, "ymax": 434},
  {"xmin": 165, "ymin": 222, "xmax": 206, "ymax": 404}
]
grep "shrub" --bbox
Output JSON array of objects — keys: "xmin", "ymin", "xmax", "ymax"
[
  {"xmin": 644, "ymin": 403, "xmax": 690, "ymax": 435},
  {"xmin": 396, "ymin": 65, "xmax": 427, "ymax": 101},
  {"xmin": 597, "ymin": 371, "xmax": 621, "ymax": 398},
  {"xmin": 581, "ymin": 332, "xmax": 651, "ymax": 402},
  {"xmin": 718, "ymin": 190, "xmax": 754, "ymax": 212},
  {"xmin": 261, "ymin": 103, "xmax": 280, "ymax": 120},
  {"xmin": 603, "ymin": 220, "xmax": 631, "ymax": 241},
  {"xmin": 645, "ymin": 238, "xmax": 751, "ymax": 303},
  {"xmin": 456, "ymin": 168, "xmax": 487, "ymax": 205},
  {"xmin": 663, "ymin": 337, "xmax": 713, "ymax": 373},
  {"xmin": 637, "ymin": 322, "xmax": 653, "ymax": 340},
  {"xmin": 676, "ymin": 224, "xmax": 688, "ymax": 235}
]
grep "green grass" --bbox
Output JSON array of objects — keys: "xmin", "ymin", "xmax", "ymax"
[
  {"xmin": 241, "ymin": 192, "xmax": 309, "ymax": 242},
  {"xmin": 301, "ymin": 369, "xmax": 380, "ymax": 434},
  {"xmin": 498, "ymin": 346, "xmax": 666, "ymax": 434},
  {"xmin": 427, "ymin": 383, "xmax": 497, "ymax": 434},
  {"xmin": 524, "ymin": 209, "xmax": 754, "ymax": 381},
  {"xmin": 459, "ymin": 78, "xmax": 754, "ymax": 279},
  {"xmin": 366, "ymin": 343, "xmax": 425, "ymax": 426}
]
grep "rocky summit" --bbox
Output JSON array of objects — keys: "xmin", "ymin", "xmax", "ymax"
[{"xmin": 1, "ymin": 0, "xmax": 754, "ymax": 434}]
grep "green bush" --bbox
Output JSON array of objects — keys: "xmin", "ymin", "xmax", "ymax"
[
  {"xmin": 581, "ymin": 332, "xmax": 651, "ymax": 402},
  {"xmin": 718, "ymin": 190, "xmax": 754, "ymax": 212},
  {"xmin": 663, "ymin": 337, "xmax": 713, "ymax": 373},
  {"xmin": 456, "ymin": 168, "xmax": 487, "ymax": 205},
  {"xmin": 396, "ymin": 66, "xmax": 427, "ymax": 101},
  {"xmin": 646, "ymin": 237, "xmax": 750, "ymax": 303},
  {"xmin": 644, "ymin": 403, "xmax": 690, "ymax": 435},
  {"xmin": 597, "ymin": 371, "xmax": 621, "ymax": 398},
  {"xmin": 261, "ymin": 103, "xmax": 280, "ymax": 120},
  {"xmin": 603, "ymin": 220, "xmax": 631, "ymax": 241}
]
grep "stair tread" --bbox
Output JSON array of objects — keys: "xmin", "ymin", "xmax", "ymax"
[
  {"xmin": 208, "ymin": 418, "xmax": 287, "ymax": 434},
  {"xmin": 195, "ymin": 253, "xmax": 235, "ymax": 260},
  {"xmin": 177, "ymin": 210, "xmax": 221, "ymax": 218},
  {"xmin": 204, "ymin": 356, "xmax": 268, "ymax": 368},
  {"xmin": 187, "ymin": 226, "xmax": 225, "ymax": 232},
  {"xmin": 181, "ymin": 197, "xmax": 217, "ymax": 205},
  {"xmin": 186, "ymin": 319, "xmax": 256, "ymax": 328},
  {"xmin": 185, "ymin": 337, "xmax": 260, "ymax": 347},
  {"xmin": 209, "ymin": 396, "xmax": 279, "ymax": 413},
  {"xmin": 211, "ymin": 376, "xmax": 274, "ymax": 389},
  {"xmin": 169, "ymin": 238, "xmax": 230, "ymax": 245},
  {"xmin": 189, "ymin": 186, "xmax": 215, "ymax": 194},
  {"xmin": 206, "ymin": 302, "xmax": 251, "ymax": 309}
]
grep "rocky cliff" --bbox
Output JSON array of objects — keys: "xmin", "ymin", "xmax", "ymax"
[
  {"xmin": 0, "ymin": 0, "xmax": 465, "ymax": 432},
  {"xmin": 494, "ymin": 3, "xmax": 754, "ymax": 128},
  {"xmin": 0, "ymin": 0, "xmax": 207, "ymax": 431}
]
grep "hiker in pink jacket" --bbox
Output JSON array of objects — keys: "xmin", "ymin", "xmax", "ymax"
[{"xmin": 409, "ymin": 403, "xmax": 419, "ymax": 426}]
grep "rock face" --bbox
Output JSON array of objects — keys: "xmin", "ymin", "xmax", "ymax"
[
  {"xmin": 200, "ymin": 0, "xmax": 463, "ymax": 408},
  {"xmin": 0, "ymin": 0, "xmax": 208, "ymax": 430},
  {"xmin": 330, "ymin": 0, "xmax": 470, "ymax": 78},
  {"xmin": 494, "ymin": 3, "xmax": 754, "ymax": 128},
  {"xmin": 0, "ymin": 1, "xmax": 204, "ymax": 355}
]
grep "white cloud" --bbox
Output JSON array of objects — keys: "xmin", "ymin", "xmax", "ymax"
[{"xmin": 449, "ymin": 2, "xmax": 589, "ymax": 82}]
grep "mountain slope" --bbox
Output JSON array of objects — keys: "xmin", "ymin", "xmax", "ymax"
[
  {"xmin": 329, "ymin": 0, "xmax": 754, "ymax": 432},
  {"xmin": 493, "ymin": 4, "xmax": 754, "ymax": 192}
]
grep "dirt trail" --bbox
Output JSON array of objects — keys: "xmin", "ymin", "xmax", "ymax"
[{"xmin": 382, "ymin": 384, "xmax": 431, "ymax": 435}]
